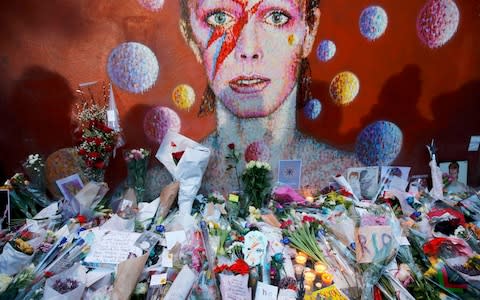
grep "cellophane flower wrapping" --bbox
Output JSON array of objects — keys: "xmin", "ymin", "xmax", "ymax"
[
  {"xmin": 124, "ymin": 148, "xmax": 150, "ymax": 203},
  {"xmin": 43, "ymin": 263, "xmax": 87, "ymax": 300},
  {"xmin": 353, "ymin": 204, "xmax": 402, "ymax": 300}
]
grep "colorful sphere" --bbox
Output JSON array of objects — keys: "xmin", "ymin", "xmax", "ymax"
[
  {"xmin": 304, "ymin": 98, "xmax": 322, "ymax": 120},
  {"xmin": 359, "ymin": 6, "xmax": 388, "ymax": 40},
  {"xmin": 329, "ymin": 71, "xmax": 360, "ymax": 105},
  {"xmin": 355, "ymin": 121, "xmax": 403, "ymax": 166},
  {"xmin": 316, "ymin": 40, "xmax": 336, "ymax": 62},
  {"xmin": 245, "ymin": 141, "xmax": 270, "ymax": 162},
  {"xmin": 137, "ymin": 0, "xmax": 164, "ymax": 11},
  {"xmin": 417, "ymin": 0, "xmax": 460, "ymax": 48},
  {"xmin": 143, "ymin": 106, "xmax": 181, "ymax": 144},
  {"xmin": 172, "ymin": 84, "xmax": 196, "ymax": 110},
  {"xmin": 107, "ymin": 42, "xmax": 159, "ymax": 94}
]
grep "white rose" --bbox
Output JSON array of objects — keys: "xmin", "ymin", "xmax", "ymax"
[{"xmin": 255, "ymin": 161, "xmax": 262, "ymax": 168}]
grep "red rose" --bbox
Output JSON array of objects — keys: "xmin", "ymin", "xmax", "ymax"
[
  {"xmin": 88, "ymin": 152, "xmax": 101, "ymax": 159},
  {"xmin": 44, "ymin": 271, "xmax": 54, "ymax": 278},
  {"xmin": 280, "ymin": 219, "xmax": 292, "ymax": 229},
  {"xmin": 78, "ymin": 148, "xmax": 87, "ymax": 156},
  {"xmin": 172, "ymin": 151, "xmax": 185, "ymax": 164},
  {"xmin": 228, "ymin": 143, "xmax": 235, "ymax": 150},
  {"xmin": 94, "ymin": 161, "xmax": 105, "ymax": 169},
  {"xmin": 94, "ymin": 137, "xmax": 103, "ymax": 145},
  {"xmin": 214, "ymin": 264, "xmax": 228, "ymax": 274},
  {"xmin": 302, "ymin": 215, "xmax": 316, "ymax": 223},
  {"xmin": 105, "ymin": 145, "xmax": 113, "ymax": 152},
  {"xmin": 86, "ymin": 137, "xmax": 95, "ymax": 143},
  {"xmin": 77, "ymin": 214, "xmax": 87, "ymax": 224},
  {"xmin": 228, "ymin": 259, "xmax": 250, "ymax": 275}
]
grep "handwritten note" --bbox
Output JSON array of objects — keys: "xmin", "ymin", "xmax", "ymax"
[
  {"xmin": 355, "ymin": 225, "xmax": 393, "ymax": 263},
  {"xmin": 84, "ymin": 231, "xmax": 141, "ymax": 266},
  {"xmin": 219, "ymin": 274, "xmax": 251, "ymax": 300},
  {"xmin": 255, "ymin": 281, "xmax": 278, "ymax": 300}
]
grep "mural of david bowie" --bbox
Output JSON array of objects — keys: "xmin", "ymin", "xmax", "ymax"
[{"xmin": 147, "ymin": 0, "xmax": 362, "ymax": 198}]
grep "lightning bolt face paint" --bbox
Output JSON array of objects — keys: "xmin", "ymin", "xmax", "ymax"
[{"xmin": 187, "ymin": 0, "xmax": 314, "ymax": 118}]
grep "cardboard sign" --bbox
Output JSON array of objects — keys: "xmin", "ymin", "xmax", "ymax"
[{"xmin": 355, "ymin": 225, "xmax": 393, "ymax": 263}]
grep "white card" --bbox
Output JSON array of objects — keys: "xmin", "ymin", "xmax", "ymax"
[
  {"xmin": 150, "ymin": 273, "xmax": 167, "ymax": 286},
  {"xmin": 84, "ymin": 230, "xmax": 141, "ymax": 266},
  {"xmin": 161, "ymin": 250, "xmax": 173, "ymax": 268},
  {"xmin": 255, "ymin": 281, "xmax": 278, "ymax": 300},
  {"xmin": 165, "ymin": 230, "xmax": 187, "ymax": 250}
]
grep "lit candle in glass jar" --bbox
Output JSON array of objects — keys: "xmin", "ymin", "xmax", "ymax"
[
  {"xmin": 306, "ymin": 196, "xmax": 314, "ymax": 203},
  {"xmin": 295, "ymin": 254, "xmax": 307, "ymax": 265},
  {"xmin": 314, "ymin": 262, "xmax": 327, "ymax": 275},
  {"xmin": 304, "ymin": 271, "xmax": 316, "ymax": 285},
  {"xmin": 321, "ymin": 273, "xmax": 334, "ymax": 286}
]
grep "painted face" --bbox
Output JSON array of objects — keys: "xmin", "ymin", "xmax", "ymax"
[{"xmin": 188, "ymin": 0, "xmax": 313, "ymax": 118}]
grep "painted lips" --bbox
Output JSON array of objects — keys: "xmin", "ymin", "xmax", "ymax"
[{"xmin": 229, "ymin": 76, "xmax": 271, "ymax": 94}]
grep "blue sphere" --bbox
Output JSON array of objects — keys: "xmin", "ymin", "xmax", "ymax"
[
  {"xmin": 359, "ymin": 6, "xmax": 388, "ymax": 40},
  {"xmin": 316, "ymin": 40, "xmax": 336, "ymax": 62},
  {"xmin": 355, "ymin": 121, "xmax": 403, "ymax": 166},
  {"xmin": 304, "ymin": 98, "xmax": 322, "ymax": 120}
]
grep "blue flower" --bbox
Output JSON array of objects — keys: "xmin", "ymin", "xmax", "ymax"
[
  {"xmin": 281, "ymin": 237, "xmax": 290, "ymax": 245},
  {"xmin": 155, "ymin": 225, "xmax": 165, "ymax": 233}
]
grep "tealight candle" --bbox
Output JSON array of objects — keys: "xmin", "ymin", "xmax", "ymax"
[
  {"xmin": 314, "ymin": 262, "xmax": 327, "ymax": 275},
  {"xmin": 321, "ymin": 272, "xmax": 334, "ymax": 286},
  {"xmin": 304, "ymin": 271, "xmax": 316, "ymax": 284},
  {"xmin": 295, "ymin": 255, "xmax": 307, "ymax": 265},
  {"xmin": 315, "ymin": 282, "xmax": 323, "ymax": 290},
  {"xmin": 306, "ymin": 196, "xmax": 314, "ymax": 202}
]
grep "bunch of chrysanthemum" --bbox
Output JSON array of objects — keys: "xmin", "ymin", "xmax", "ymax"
[{"xmin": 76, "ymin": 104, "xmax": 117, "ymax": 182}]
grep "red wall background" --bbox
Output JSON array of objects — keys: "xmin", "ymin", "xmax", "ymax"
[{"xmin": 0, "ymin": 0, "xmax": 479, "ymax": 188}]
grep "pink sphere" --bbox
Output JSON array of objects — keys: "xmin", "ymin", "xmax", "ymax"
[
  {"xmin": 244, "ymin": 141, "xmax": 270, "ymax": 162},
  {"xmin": 143, "ymin": 106, "xmax": 181, "ymax": 144},
  {"xmin": 417, "ymin": 0, "xmax": 460, "ymax": 48}
]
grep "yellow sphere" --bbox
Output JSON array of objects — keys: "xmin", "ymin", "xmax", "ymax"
[
  {"xmin": 329, "ymin": 71, "xmax": 360, "ymax": 105},
  {"xmin": 172, "ymin": 84, "xmax": 195, "ymax": 110}
]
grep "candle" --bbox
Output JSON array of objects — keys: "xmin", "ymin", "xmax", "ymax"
[
  {"xmin": 306, "ymin": 196, "xmax": 314, "ymax": 202},
  {"xmin": 304, "ymin": 271, "xmax": 316, "ymax": 285},
  {"xmin": 315, "ymin": 282, "xmax": 323, "ymax": 290},
  {"xmin": 321, "ymin": 272, "xmax": 334, "ymax": 286},
  {"xmin": 304, "ymin": 284, "xmax": 312, "ymax": 294},
  {"xmin": 294, "ymin": 264, "xmax": 305, "ymax": 279},
  {"xmin": 295, "ymin": 255, "xmax": 307, "ymax": 265},
  {"xmin": 314, "ymin": 262, "xmax": 327, "ymax": 275}
]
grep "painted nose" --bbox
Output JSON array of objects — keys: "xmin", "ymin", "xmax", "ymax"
[{"xmin": 235, "ymin": 20, "xmax": 263, "ymax": 61}]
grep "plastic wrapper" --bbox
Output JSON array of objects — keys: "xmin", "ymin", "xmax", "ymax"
[
  {"xmin": 163, "ymin": 265, "xmax": 198, "ymax": 300},
  {"xmin": 43, "ymin": 263, "xmax": 87, "ymax": 300},
  {"xmin": 0, "ymin": 242, "xmax": 34, "ymax": 275},
  {"xmin": 188, "ymin": 270, "xmax": 220, "ymax": 299},
  {"xmin": 353, "ymin": 204, "xmax": 403, "ymax": 300},
  {"xmin": 156, "ymin": 130, "xmax": 211, "ymax": 218}
]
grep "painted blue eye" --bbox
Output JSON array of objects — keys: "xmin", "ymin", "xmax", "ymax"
[
  {"xmin": 207, "ymin": 11, "xmax": 235, "ymax": 28},
  {"xmin": 265, "ymin": 11, "xmax": 290, "ymax": 26}
]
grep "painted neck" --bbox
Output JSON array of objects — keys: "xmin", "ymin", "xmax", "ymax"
[{"xmin": 215, "ymin": 86, "xmax": 297, "ymax": 151}]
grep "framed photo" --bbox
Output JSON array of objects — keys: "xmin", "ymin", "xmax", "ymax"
[
  {"xmin": 278, "ymin": 160, "xmax": 302, "ymax": 189},
  {"xmin": 439, "ymin": 160, "xmax": 468, "ymax": 184},
  {"xmin": 55, "ymin": 174, "xmax": 84, "ymax": 202},
  {"xmin": 347, "ymin": 166, "xmax": 379, "ymax": 200},
  {"xmin": 0, "ymin": 189, "xmax": 10, "ymax": 228}
]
